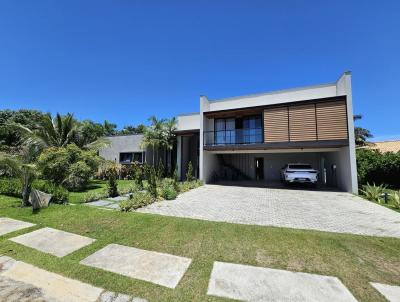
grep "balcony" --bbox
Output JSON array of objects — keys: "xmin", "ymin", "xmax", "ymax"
[{"xmin": 203, "ymin": 128, "xmax": 263, "ymax": 146}]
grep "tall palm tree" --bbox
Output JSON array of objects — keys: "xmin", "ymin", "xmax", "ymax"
[
  {"xmin": 141, "ymin": 116, "xmax": 166, "ymax": 165},
  {"xmin": 163, "ymin": 117, "xmax": 177, "ymax": 174},
  {"xmin": 354, "ymin": 115, "xmax": 373, "ymax": 146},
  {"xmin": 0, "ymin": 146, "xmax": 38, "ymax": 206},
  {"xmin": 14, "ymin": 113, "xmax": 77, "ymax": 149},
  {"xmin": 12, "ymin": 112, "xmax": 109, "ymax": 151}
]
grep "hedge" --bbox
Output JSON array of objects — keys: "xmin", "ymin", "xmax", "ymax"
[{"xmin": 357, "ymin": 149, "xmax": 400, "ymax": 188}]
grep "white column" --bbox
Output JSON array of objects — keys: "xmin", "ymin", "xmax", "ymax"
[
  {"xmin": 337, "ymin": 71, "xmax": 358, "ymax": 194},
  {"xmin": 177, "ymin": 136, "xmax": 182, "ymax": 180}
]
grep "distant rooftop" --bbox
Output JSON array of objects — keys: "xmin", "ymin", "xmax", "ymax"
[{"xmin": 363, "ymin": 140, "xmax": 400, "ymax": 153}]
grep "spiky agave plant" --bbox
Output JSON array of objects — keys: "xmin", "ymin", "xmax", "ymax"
[
  {"xmin": 391, "ymin": 191, "xmax": 400, "ymax": 209},
  {"xmin": 360, "ymin": 183, "xmax": 386, "ymax": 204}
]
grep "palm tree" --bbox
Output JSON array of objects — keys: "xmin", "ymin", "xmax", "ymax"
[
  {"xmin": 14, "ymin": 113, "xmax": 77, "ymax": 149},
  {"xmin": 0, "ymin": 146, "xmax": 38, "ymax": 206},
  {"xmin": 12, "ymin": 112, "xmax": 109, "ymax": 151},
  {"xmin": 163, "ymin": 117, "xmax": 177, "ymax": 174},
  {"xmin": 354, "ymin": 115, "xmax": 373, "ymax": 146},
  {"xmin": 103, "ymin": 120, "xmax": 117, "ymax": 136},
  {"xmin": 141, "ymin": 116, "xmax": 166, "ymax": 165}
]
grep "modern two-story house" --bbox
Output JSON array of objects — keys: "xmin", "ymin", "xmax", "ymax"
[
  {"xmin": 175, "ymin": 72, "xmax": 357, "ymax": 193},
  {"xmin": 100, "ymin": 72, "xmax": 357, "ymax": 193}
]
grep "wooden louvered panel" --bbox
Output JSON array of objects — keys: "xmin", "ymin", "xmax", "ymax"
[
  {"xmin": 316, "ymin": 101, "xmax": 348, "ymax": 140},
  {"xmin": 289, "ymin": 104, "xmax": 317, "ymax": 141},
  {"xmin": 263, "ymin": 107, "xmax": 289, "ymax": 142}
]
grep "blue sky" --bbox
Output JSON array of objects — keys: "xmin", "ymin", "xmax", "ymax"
[{"xmin": 0, "ymin": 0, "xmax": 399, "ymax": 141}]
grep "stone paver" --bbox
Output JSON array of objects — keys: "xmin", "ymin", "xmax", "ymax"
[
  {"xmin": 108, "ymin": 196, "xmax": 129, "ymax": 202},
  {"xmin": 138, "ymin": 184, "xmax": 400, "ymax": 238},
  {"xmin": 86, "ymin": 200, "xmax": 113, "ymax": 207},
  {"xmin": 0, "ymin": 217, "xmax": 35, "ymax": 236},
  {"xmin": 208, "ymin": 261, "xmax": 358, "ymax": 302},
  {"xmin": 80, "ymin": 243, "xmax": 192, "ymax": 288},
  {"xmin": 371, "ymin": 282, "xmax": 400, "ymax": 302},
  {"xmin": 1, "ymin": 259, "xmax": 103, "ymax": 302},
  {"xmin": 10, "ymin": 227, "xmax": 95, "ymax": 257},
  {"xmin": 0, "ymin": 255, "xmax": 148, "ymax": 302}
]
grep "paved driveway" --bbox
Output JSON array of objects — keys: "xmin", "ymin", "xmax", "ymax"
[{"xmin": 138, "ymin": 185, "xmax": 400, "ymax": 238}]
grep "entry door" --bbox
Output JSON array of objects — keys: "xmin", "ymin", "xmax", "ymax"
[{"xmin": 255, "ymin": 158, "xmax": 264, "ymax": 180}]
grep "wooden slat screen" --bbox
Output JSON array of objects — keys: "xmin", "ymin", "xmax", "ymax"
[
  {"xmin": 316, "ymin": 101, "xmax": 348, "ymax": 140},
  {"xmin": 288, "ymin": 104, "xmax": 317, "ymax": 141},
  {"xmin": 263, "ymin": 107, "xmax": 289, "ymax": 142}
]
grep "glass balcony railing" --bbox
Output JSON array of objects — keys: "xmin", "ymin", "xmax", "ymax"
[{"xmin": 203, "ymin": 128, "xmax": 263, "ymax": 146}]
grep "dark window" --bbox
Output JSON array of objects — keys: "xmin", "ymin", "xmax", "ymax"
[
  {"xmin": 119, "ymin": 152, "xmax": 144, "ymax": 164},
  {"xmin": 133, "ymin": 152, "xmax": 143, "ymax": 163},
  {"xmin": 213, "ymin": 116, "xmax": 262, "ymax": 145},
  {"xmin": 242, "ymin": 116, "xmax": 262, "ymax": 144}
]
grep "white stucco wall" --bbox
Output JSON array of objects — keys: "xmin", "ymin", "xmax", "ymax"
[
  {"xmin": 176, "ymin": 113, "xmax": 200, "ymax": 131},
  {"xmin": 99, "ymin": 135, "xmax": 145, "ymax": 163},
  {"xmin": 207, "ymin": 84, "xmax": 338, "ymax": 112}
]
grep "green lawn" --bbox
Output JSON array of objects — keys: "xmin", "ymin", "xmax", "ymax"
[
  {"xmin": 68, "ymin": 179, "xmax": 133, "ymax": 204},
  {"xmin": 1, "ymin": 193, "xmax": 400, "ymax": 301}
]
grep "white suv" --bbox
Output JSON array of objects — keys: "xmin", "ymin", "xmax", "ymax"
[{"xmin": 281, "ymin": 163, "xmax": 319, "ymax": 185}]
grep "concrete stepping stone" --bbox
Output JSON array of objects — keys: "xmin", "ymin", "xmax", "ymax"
[
  {"xmin": 0, "ymin": 256, "xmax": 148, "ymax": 302},
  {"xmin": 108, "ymin": 196, "xmax": 129, "ymax": 202},
  {"xmin": 80, "ymin": 243, "xmax": 192, "ymax": 288},
  {"xmin": 105, "ymin": 203, "xmax": 120, "ymax": 209},
  {"xmin": 207, "ymin": 261, "xmax": 358, "ymax": 302},
  {"xmin": 99, "ymin": 291, "xmax": 148, "ymax": 302},
  {"xmin": 10, "ymin": 227, "xmax": 95, "ymax": 257},
  {"xmin": 0, "ymin": 217, "xmax": 35, "ymax": 236},
  {"xmin": 86, "ymin": 200, "xmax": 113, "ymax": 207},
  {"xmin": 371, "ymin": 282, "xmax": 400, "ymax": 302},
  {"xmin": 1, "ymin": 260, "xmax": 103, "ymax": 302}
]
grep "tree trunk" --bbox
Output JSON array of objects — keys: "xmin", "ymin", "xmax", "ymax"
[
  {"xmin": 21, "ymin": 173, "xmax": 31, "ymax": 207},
  {"xmin": 152, "ymin": 144, "xmax": 155, "ymax": 166}
]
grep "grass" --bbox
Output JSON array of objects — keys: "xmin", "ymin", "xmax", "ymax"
[
  {"xmin": 68, "ymin": 179, "xmax": 132, "ymax": 204},
  {"xmin": 1, "ymin": 193, "xmax": 400, "ymax": 301}
]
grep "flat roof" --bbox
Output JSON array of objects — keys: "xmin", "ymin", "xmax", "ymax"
[{"xmin": 209, "ymin": 82, "xmax": 336, "ymax": 103}]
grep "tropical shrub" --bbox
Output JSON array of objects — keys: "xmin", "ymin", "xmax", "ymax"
[
  {"xmin": 132, "ymin": 162, "xmax": 144, "ymax": 189},
  {"xmin": 120, "ymin": 164, "xmax": 134, "ymax": 180},
  {"xmin": 118, "ymin": 182, "xmax": 140, "ymax": 196},
  {"xmin": 105, "ymin": 163, "xmax": 119, "ymax": 197},
  {"xmin": 391, "ymin": 191, "xmax": 400, "ymax": 209},
  {"xmin": 179, "ymin": 179, "xmax": 203, "ymax": 193},
  {"xmin": 186, "ymin": 161, "xmax": 194, "ymax": 182},
  {"xmin": 37, "ymin": 144, "xmax": 102, "ymax": 190},
  {"xmin": 63, "ymin": 161, "xmax": 92, "ymax": 191},
  {"xmin": 156, "ymin": 160, "xmax": 164, "ymax": 180},
  {"xmin": 161, "ymin": 178, "xmax": 178, "ymax": 200},
  {"xmin": 357, "ymin": 149, "xmax": 400, "ymax": 188},
  {"xmin": 0, "ymin": 178, "xmax": 22, "ymax": 197},
  {"xmin": 172, "ymin": 166, "xmax": 179, "ymax": 192},
  {"xmin": 361, "ymin": 183, "xmax": 386, "ymax": 203},
  {"xmin": 119, "ymin": 191, "xmax": 153, "ymax": 211},
  {"xmin": 82, "ymin": 190, "xmax": 108, "ymax": 203},
  {"xmin": 144, "ymin": 163, "xmax": 158, "ymax": 198}
]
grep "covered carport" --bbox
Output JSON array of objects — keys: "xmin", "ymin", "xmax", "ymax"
[{"xmin": 203, "ymin": 147, "xmax": 353, "ymax": 191}]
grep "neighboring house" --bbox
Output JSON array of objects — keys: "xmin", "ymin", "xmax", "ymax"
[
  {"xmin": 363, "ymin": 140, "xmax": 400, "ymax": 153},
  {"xmin": 99, "ymin": 134, "xmax": 147, "ymax": 164},
  {"xmin": 100, "ymin": 71, "xmax": 358, "ymax": 193}
]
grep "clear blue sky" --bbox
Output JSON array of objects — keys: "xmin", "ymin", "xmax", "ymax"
[{"xmin": 0, "ymin": 0, "xmax": 399, "ymax": 140}]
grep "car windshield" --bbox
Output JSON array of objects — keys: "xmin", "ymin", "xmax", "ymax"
[{"xmin": 288, "ymin": 164, "xmax": 313, "ymax": 169}]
